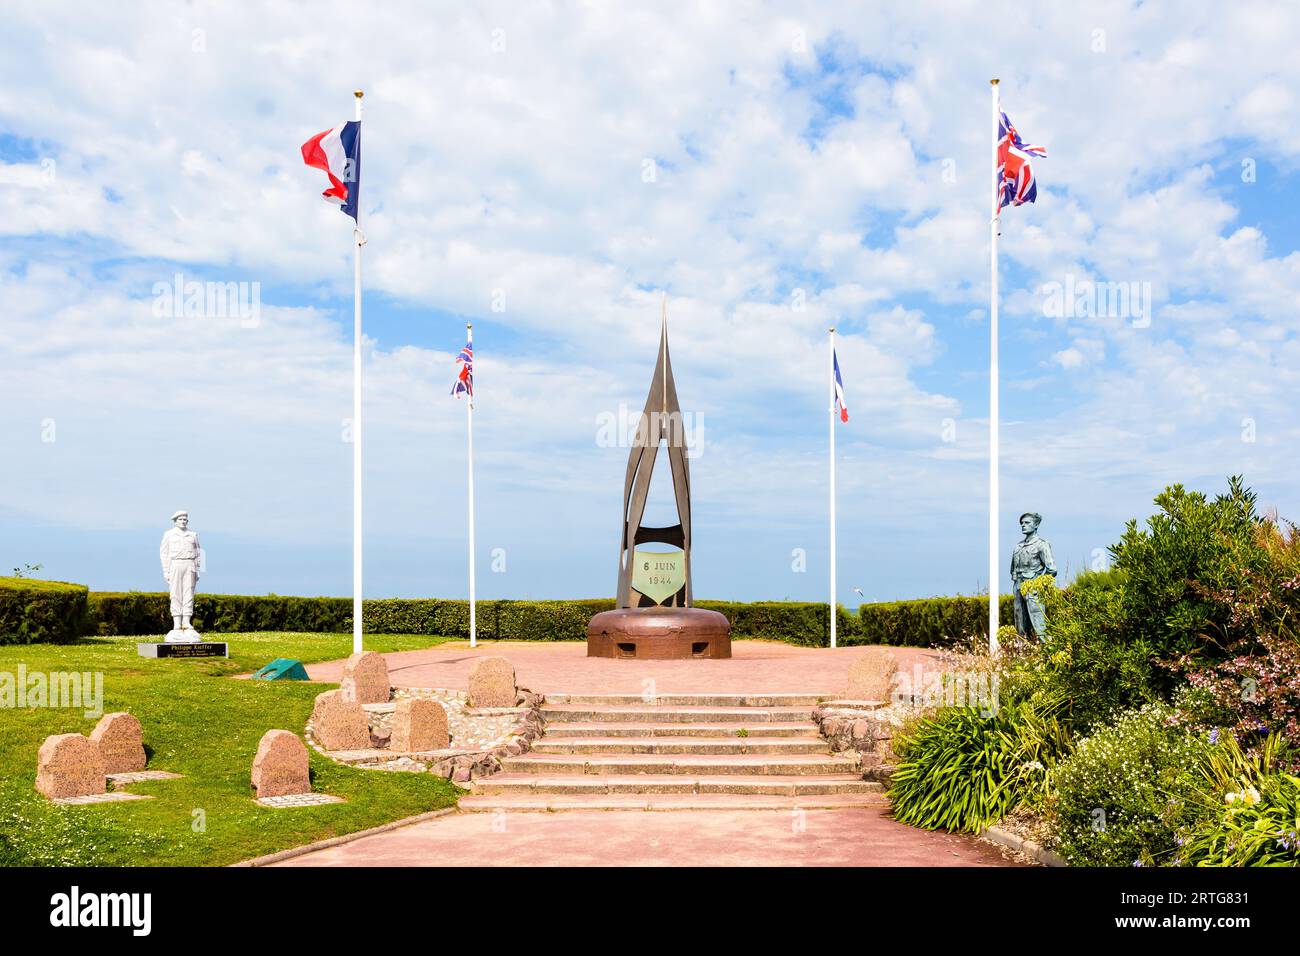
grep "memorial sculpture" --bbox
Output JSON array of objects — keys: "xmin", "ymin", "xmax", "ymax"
[
  {"xmin": 160, "ymin": 509, "xmax": 202, "ymax": 642},
  {"xmin": 138, "ymin": 510, "xmax": 227, "ymax": 658},
  {"xmin": 1010, "ymin": 511, "xmax": 1056, "ymax": 641},
  {"xmin": 586, "ymin": 299, "xmax": 731, "ymax": 659}
]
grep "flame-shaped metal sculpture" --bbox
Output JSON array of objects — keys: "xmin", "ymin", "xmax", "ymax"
[
  {"xmin": 616, "ymin": 299, "xmax": 692, "ymax": 607},
  {"xmin": 588, "ymin": 297, "xmax": 731, "ymax": 659}
]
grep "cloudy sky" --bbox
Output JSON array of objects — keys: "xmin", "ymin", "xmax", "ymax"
[{"xmin": 2, "ymin": 2, "xmax": 1297, "ymax": 604}]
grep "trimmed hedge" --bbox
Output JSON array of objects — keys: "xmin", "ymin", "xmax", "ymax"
[
  {"xmin": 0, "ymin": 583, "xmax": 1015, "ymax": 647},
  {"xmin": 856, "ymin": 595, "xmax": 1017, "ymax": 647},
  {"xmin": 0, "ymin": 577, "xmax": 91, "ymax": 645},
  {"xmin": 84, "ymin": 591, "xmax": 1002, "ymax": 647}
]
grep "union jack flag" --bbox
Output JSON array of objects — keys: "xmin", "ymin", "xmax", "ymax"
[
  {"xmin": 450, "ymin": 341, "xmax": 473, "ymax": 398},
  {"xmin": 997, "ymin": 110, "xmax": 1047, "ymax": 214}
]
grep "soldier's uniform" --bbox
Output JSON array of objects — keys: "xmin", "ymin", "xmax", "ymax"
[
  {"xmin": 160, "ymin": 521, "xmax": 201, "ymax": 618},
  {"xmin": 1010, "ymin": 533, "xmax": 1056, "ymax": 640}
]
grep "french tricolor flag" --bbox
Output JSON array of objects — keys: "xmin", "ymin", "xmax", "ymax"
[
  {"xmin": 301, "ymin": 121, "xmax": 361, "ymax": 221},
  {"xmin": 833, "ymin": 349, "xmax": 848, "ymax": 423}
]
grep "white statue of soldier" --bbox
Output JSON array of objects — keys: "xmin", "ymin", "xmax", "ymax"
[{"xmin": 160, "ymin": 509, "xmax": 203, "ymax": 642}]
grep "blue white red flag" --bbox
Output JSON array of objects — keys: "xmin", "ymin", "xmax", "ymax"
[
  {"xmin": 997, "ymin": 110, "xmax": 1046, "ymax": 214},
  {"xmin": 451, "ymin": 341, "xmax": 473, "ymax": 399},
  {"xmin": 301, "ymin": 121, "xmax": 362, "ymax": 221},
  {"xmin": 833, "ymin": 350, "xmax": 848, "ymax": 423}
]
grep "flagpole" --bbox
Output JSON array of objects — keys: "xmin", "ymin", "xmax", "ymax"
[
  {"xmin": 466, "ymin": 322, "xmax": 477, "ymax": 649},
  {"xmin": 988, "ymin": 78, "xmax": 1001, "ymax": 656},
  {"xmin": 352, "ymin": 88, "xmax": 364, "ymax": 656},
  {"xmin": 828, "ymin": 326, "xmax": 838, "ymax": 651}
]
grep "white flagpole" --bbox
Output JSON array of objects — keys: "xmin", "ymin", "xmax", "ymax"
[
  {"xmin": 351, "ymin": 88, "xmax": 364, "ymax": 656},
  {"xmin": 829, "ymin": 326, "xmax": 838, "ymax": 651},
  {"xmin": 466, "ymin": 322, "xmax": 477, "ymax": 649},
  {"xmin": 989, "ymin": 78, "xmax": 1001, "ymax": 655}
]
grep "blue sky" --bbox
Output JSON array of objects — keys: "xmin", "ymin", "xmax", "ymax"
[{"xmin": 2, "ymin": 2, "xmax": 1299, "ymax": 606}]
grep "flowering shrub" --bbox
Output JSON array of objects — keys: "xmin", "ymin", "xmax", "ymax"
[
  {"xmin": 1048, "ymin": 703, "xmax": 1211, "ymax": 866},
  {"xmin": 1183, "ymin": 630, "xmax": 1300, "ymax": 762},
  {"xmin": 1173, "ymin": 734, "xmax": 1300, "ymax": 866},
  {"xmin": 1175, "ymin": 522, "xmax": 1300, "ymax": 762}
]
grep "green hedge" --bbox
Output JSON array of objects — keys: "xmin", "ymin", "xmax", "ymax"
[
  {"xmin": 84, "ymin": 592, "xmax": 1005, "ymax": 647},
  {"xmin": 0, "ymin": 584, "xmax": 1015, "ymax": 647},
  {"xmin": 856, "ymin": 595, "xmax": 1017, "ymax": 647},
  {"xmin": 0, "ymin": 577, "xmax": 91, "ymax": 645}
]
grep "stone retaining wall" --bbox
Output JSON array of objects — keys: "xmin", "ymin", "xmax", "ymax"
[
  {"xmin": 813, "ymin": 700, "xmax": 914, "ymax": 784},
  {"xmin": 307, "ymin": 687, "xmax": 545, "ymax": 784}
]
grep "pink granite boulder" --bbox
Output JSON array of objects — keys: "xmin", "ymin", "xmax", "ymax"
[
  {"xmin": 846, "ymin": 648, "xmax": 899, "ymax": 702},
  {"xmin": 468, "ymin": 656, "xmax": 516, "ymax": 708},
  {"xmin": 341, "ymin": 651, "xmax": 390, "ymax": 704},
  {"xmin": 36, "ymin": 733, "xmax": 106, "ymax": 799},
  {"xmin": 390, "ymin": 698, "xmax": 449, "ymax": 752},
  {"xmin": 89, "ymin": 712, "xmax": 146, "ymax": 774},
  {"xmin": 251, "ymin": 730, "xmax": 311, "ymax": 798},
  {"xmin": 310, "ymin": 689, "xmax": 372, "ymax": 751}
]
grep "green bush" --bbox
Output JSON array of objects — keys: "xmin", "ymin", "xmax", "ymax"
[
  {"xmin": 1049, "ymin": 703, "xmax": 1212, "ymax": 866},
  {"xmin": 1110, "ymin": 477, "xmax": 1272, "ymax": 670},
  {"xmin": 889, "ymin": 696, "xmax": 1072, "ymax": 833},
  {"xmin": 0, "ymin": 577, "xmax": 91, "ymax": 645},
  {"xmin": 857, "ymin": 595, "xmax": 1016, "ymax": 647},
  {"xmin": 1005, "ymin": 571, "xmax": 1170, "ymax": 731}
]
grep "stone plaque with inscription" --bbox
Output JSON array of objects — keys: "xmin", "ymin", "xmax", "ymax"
[{"xmin": 137, "ymin": 641, "xmax": 228, "ymax": 659}]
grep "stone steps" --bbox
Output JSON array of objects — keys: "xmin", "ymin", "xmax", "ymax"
[
  {"xmin": 499, "ymin": 753, "xmax": 858, "ymax": 775},
  {"xmin": 542, "ymin": 721, "xmax": 820, "ymax": 738},
  {"xmin": 474, "ymin": 773, "xmax": 881, "ymax": 796},
  {"xmin": 544, "ymin": 693, "xmax": 827, "ymax": 707},
  {"xmin": 465, "ymin": 694, "xmax": 869, "ymax": 811},
  {"xmin": 530, "ymin": 736, "xmax": 830, "ymax": 755},
  {"xmin": 540, "ymin": 704, "xmax": 814, "ymax": 724},
  {"xmin": 459, "ymin": 792, "xmax": 886, "ymax": 812}
]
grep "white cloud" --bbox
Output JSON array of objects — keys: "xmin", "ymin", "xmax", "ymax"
[{"xmin": 2, "ymin": 1, "xmax": 1299, "ymax": 600}]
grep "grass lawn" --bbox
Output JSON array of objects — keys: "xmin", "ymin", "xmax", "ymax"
[{"xmin": 0, "ymin": 632, "xmax": 461, "ymax": 867}]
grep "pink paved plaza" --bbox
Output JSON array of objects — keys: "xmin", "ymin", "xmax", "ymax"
[
  {"xmin": 272, "ymin": 808, "xmax": 1018, "ymax": 867},
  {"xmin": 275, "ymin": 640, "xmax": 1022, "ymax": 868},
  {"xmin": 306, "ymin": 640, "xmax": 946, "ymax": 696}
]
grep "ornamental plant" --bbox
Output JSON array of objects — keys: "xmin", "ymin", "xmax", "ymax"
[
  {"xmin": 1173, "ymin": 733, "xmax": 1300, "ymax": 867},
  {"xmin": 889, "ymin": 695, "xmax": 1071, "ymax": 833},
  {"xmin": 1048, "ymin": 703, "xmax": 1212, "ymax": 866}
]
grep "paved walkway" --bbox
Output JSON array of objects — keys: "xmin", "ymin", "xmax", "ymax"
[
  {"xmin": 271, "ymin": 807, "xmax": 1020, "ymax": 867},
  {"xmin": 307, "ymin": 640, "xmax": 946, "ymax": 695},
  {"xmin": 288, "ymin": 641, "xmax": 1015, "ymax": 868}
]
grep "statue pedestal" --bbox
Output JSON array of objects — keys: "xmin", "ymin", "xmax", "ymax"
[{"xmin": 587, "ymin": 607, "xmax": 731, "ymax": 660}]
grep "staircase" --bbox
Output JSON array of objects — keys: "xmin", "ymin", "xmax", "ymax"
[{"xmin": 460, "ymin": 694, "xmax": 883, "ymax": 812}]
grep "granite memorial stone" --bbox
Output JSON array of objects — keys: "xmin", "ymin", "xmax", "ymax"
[
  {"xmin": 468, "ymin": 657, "xmax": 516, "ymax": 708},
  {"xmin": 89, "ymin": 712, "xmax": 146, "ymax": 774},
  {"xmin": 36, "ymin": 733, "xmax": 106, "ymax": 799},
  {"xmin": 341, "ymin": 651, "xmax": 389, "ymax": 704},
  {"xmin": 310, "ymin": 689, "xmax": 371, "ymax": 751},
  {"xmin": 251, "ymin": 729, "xmax": 311, "ymax": 798},
  {"xmin": 390, "ymin": 698, "xmax": 449, "ymax": 752}
]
